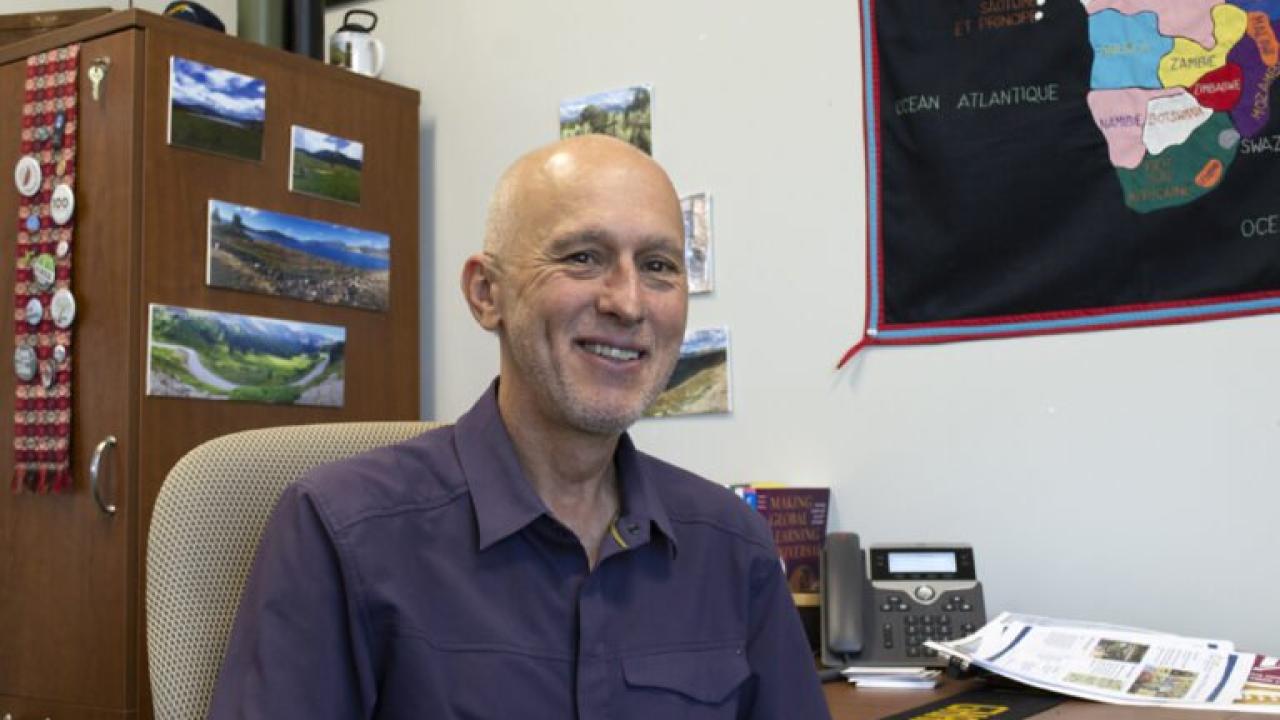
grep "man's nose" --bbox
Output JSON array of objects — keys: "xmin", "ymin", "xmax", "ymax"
[{"xmin": 597, "ymin": 260, "xmax": 644, "ymax": 325}]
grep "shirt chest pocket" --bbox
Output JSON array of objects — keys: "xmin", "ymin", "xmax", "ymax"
[{"xmin": 619, "ymin": 646, "xmax": 751, "ymax": 719}]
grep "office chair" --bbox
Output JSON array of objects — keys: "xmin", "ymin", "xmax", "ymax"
[{"xmin": 146, "ymin": 421, "xmax": 443, "ymax": 720}]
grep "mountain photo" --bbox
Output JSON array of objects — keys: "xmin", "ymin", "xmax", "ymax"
[
  {"xmin": 559, "ymin": 84, "xmax": 653, "ymax": 155},
  {"xmin": 167, "ymin": 56, "xmax": 266, "ymax": 161},
  {"xmin": 146, "ymin": 304, "xmax": 345, "ymax": 407},
  {"xmin": 207, "ymin": 199, "xmax": 391, "ymax": 311},
  {"xmin": 290, "ymin": 125, "xmax": 364, "ymax": 204},
  {"xmin": 645, "ymin": 326, "xmax": 732, "ymax": 418}
]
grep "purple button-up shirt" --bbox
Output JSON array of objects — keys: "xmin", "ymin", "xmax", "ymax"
[{"xmin": 208, "ymin": 383, "xmax": 830, "ymax": 719}]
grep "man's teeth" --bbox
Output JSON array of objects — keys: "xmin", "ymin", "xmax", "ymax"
[{"xmin": 583, "ymin": 343, "xmax": 641, "ymax": 361}]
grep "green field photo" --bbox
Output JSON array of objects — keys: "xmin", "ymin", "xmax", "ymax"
[
  {"xmin": 290, "ymin": 125, "xmax": 364, "ymax": 204},
  {"xmin": 559, "ymin": 85, "xmax": 653, "ymax": 155},
  {"xmin": 146, "ymin": 303, "xmax": 346, "ymax": 408},
  {"xmin": 168, "ymin": 57, "xmax": 266, "ymax": 161}
]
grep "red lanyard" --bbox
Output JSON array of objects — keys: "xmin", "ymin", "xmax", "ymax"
[{"xmin": 12, "ymin": 44, "xmax": 79, "ymax": 494}]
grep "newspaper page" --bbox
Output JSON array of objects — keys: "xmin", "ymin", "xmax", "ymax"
[
  {"xmin": 928, "ymin": 612, "xmax": 1280, "ymax": 714},
  {"xmin": 1244, "ymin": 655, "xmax": 1280, "ymax": 706}
]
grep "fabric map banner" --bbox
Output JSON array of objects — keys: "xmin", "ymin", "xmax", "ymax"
[{"xmin": 846, "ymin": 0, "xmax": 1280, "ymax": 361}]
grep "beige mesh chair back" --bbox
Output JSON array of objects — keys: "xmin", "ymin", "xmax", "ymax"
[{"xmin": 146, "ymin": 421, "xmax": 442, "ymax": 720}]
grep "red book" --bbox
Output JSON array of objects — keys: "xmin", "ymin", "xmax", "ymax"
[{"xmin": 751, "ymin": 487, "xmax": 830, "ymax": 594}]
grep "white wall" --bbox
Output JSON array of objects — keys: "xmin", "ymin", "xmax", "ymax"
[
  {"xmin": 17, "ymin": 0, "xmax": 1275, "ymax": 653},
  {"xmin": 317, "ymin": 0, "xmax": 1280, "ymax": 654}
]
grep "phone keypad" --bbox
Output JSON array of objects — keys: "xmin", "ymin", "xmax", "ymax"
[
  {"xmin": 902, "ymin": 614, "xmax": 952, "ymax": 656},
  {"xmin": 874, "ymin": 591, "xmax": 984, "ymax": 659}
]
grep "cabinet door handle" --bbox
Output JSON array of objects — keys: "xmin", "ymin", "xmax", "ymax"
[{"xmin": 90, "ymin": 435, "xmax": 118, "ymax": 516}]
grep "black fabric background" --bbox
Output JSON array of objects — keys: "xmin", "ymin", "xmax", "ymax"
[{"xmin": 877, "ymin": 0, "xmax": 1280, "ymax": 324}]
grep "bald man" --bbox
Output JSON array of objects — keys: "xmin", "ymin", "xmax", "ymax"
[{"xmin": 209, "ymin": 136, "xmax": 830, "ymax": 719}]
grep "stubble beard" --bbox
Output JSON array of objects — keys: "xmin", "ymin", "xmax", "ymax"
[{"xmin": 508, "ymin": 333, "xmax": 679, "ymax": 436}]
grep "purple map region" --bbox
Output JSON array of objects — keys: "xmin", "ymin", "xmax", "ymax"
[
  {"xmin": 1227, "ymin": 23, "xmax": 1280, "ymax": 138},
  {"xmin": 1231, "ymin": 0, "xmax": 1280, "ymax": 20}
]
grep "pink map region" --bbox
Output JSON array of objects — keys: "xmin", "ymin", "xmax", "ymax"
[
  {"xmin": 1084, "ymin": 0, "xmax": 1222, "ymax": 48},
  {"xmin": 1087, "ymin": 87, "xmax": 1185, "ymax": 168}
]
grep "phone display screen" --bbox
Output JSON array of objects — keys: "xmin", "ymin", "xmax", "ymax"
[
  {"xmin": 887, "ymin": 551, "xmax": 956, "ymax": 574},
  {"xmin": 870, "ymin": 545, "xmax": 977, "ymax": 580}
]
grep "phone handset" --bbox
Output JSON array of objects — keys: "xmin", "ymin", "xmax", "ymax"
[{"xmin": 820, "ymin": 532, "xmax": 866, "ymax": 667}]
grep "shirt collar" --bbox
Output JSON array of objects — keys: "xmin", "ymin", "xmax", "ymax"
[
  {"xmin": 454, "ymin": 380, "xmax": 679, "ymax": 555},
  {"xmin": 614, "ymin": 432, "xmax": 678, "ymax": 556},
  {"xmin": 455, "ymin": 381, "xmax": 547, "ymax": 551}
]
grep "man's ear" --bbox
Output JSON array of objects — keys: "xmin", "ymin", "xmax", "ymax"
[{"xmin": 461, "ymin": 253, "xmax": 502, "ymax": 331}]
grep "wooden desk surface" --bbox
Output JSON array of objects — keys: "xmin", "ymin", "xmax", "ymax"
[{"xmin": 824, "ymin": 678, "xmax": 1256, "ymax": 719}]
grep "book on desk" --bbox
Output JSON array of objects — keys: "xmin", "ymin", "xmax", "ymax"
[{"xmin": 733, "ymin": 484, "xmax": 830, "ymax": 595}]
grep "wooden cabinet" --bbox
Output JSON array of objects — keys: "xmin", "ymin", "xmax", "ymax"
[{"xmin": 0, "ymin": 11, "xmax": 420, "ymax": 719}]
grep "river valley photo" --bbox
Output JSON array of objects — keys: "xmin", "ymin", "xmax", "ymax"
[{"xmin": 146, "ymin": 304, "xmax": 346, "ymax": 407}]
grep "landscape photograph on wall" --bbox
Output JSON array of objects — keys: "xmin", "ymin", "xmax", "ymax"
[
  {"xmin": 146, "ymin": 304, "xmax": 345, "ymax": 408},
  {"xmin": 207, "ymin": 199, "xmax": 390, "ymax": 311},
  {"xmin": 290, "ymin": 125, "xmax": 364, "ymax": 204},
  {"xmin": 167, "ymin": 56, "xmax": 266, "ymax": 161},
  {"xmin": 560, "ymin": 84, "xmax": 653, "ymax": 155},
  {"xmin": 645, "ymin": 326, "xmax": 731, "ymax": 418}
]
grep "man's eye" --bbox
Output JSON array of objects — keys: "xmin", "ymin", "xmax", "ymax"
[
  {"xmin": 644, "ymin": 258, "xmax": 680, "ymax": 273},
  {"xmin": 566, "ymin": 251, "xmax": 597, "ymax": 264}
]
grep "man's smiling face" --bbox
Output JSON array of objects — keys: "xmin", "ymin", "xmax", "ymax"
[{"xmin": 490, "ymin": 139, "xmax": 688, "ymax": 435}]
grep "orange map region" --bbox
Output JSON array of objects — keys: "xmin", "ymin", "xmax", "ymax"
[{"xmin": 1247, "ymin": 11, "xmax": 1280, "ymax": 66}]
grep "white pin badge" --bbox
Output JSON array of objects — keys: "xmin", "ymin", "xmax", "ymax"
[
  {"xmin": 50, "ymin": 183, "xmax": 74, "ymax": 225},
  {"xmin": 14, "ymin": 346, "xmax": 37, "ymax": 382},
  {"xmin": 14, "ymin": 155, "xmax": 42, "ymax": 197},
  {"xmin": 24, "ymin": 297, "xmax": 43, "ymax": 326},
  {"xmin": 50, "ymin": 288, "xmax": 76, "ymax": 329}
]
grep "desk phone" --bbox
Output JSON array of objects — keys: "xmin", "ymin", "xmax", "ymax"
[{"xmin": 820, "ymin": 532, "xmax": 986, "ymax": 668}]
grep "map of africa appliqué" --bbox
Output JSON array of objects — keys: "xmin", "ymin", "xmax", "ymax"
[{"xmin": 847, "ymin": 0, "xmax": 1280, "ymax": 360}]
